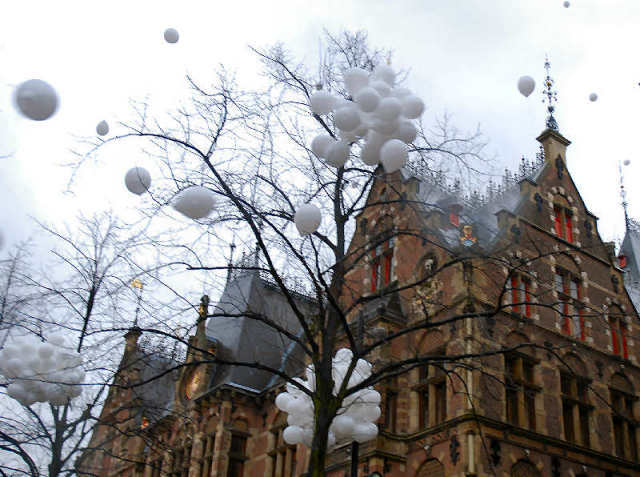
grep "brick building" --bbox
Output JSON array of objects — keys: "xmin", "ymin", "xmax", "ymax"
[{"xmin": 78, "ymin": 122, "xmax": 640, "ymax": 477}]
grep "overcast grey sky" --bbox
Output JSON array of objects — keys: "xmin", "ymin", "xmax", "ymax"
[{"xmin": 1, "ymin": 0, "xmax": 639, "ymax": 250}]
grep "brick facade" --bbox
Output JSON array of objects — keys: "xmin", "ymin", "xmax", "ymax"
[{"xmin": 79, "ymin": 128, "xmax": 640, "ymax": 477}]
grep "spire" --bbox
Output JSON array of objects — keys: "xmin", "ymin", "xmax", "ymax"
[
  {"xmin": 542, "ymin": 55, "xmax": 559, "ymax": 131},
  {"xmin": 620, "ymin": 160, "xmax": 631, "ymax": 230}
]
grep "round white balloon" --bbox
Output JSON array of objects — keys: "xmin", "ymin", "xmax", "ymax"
[
  {"xmin": 283, "ymin": 426, "xmax": 304, "ymax": 445},
  {"xmin": 624, "ymin": 159, "xmax": 631, "ymax": 166},
  {"xmin": 96, "ymin": 120, "xmax": 109, "ymax": 136},
  {"xmin": 164, "ymin": 28, "xmax": 179, "ymax": 43},
  {"xmin": 294, "ymin": 204, "xmax": 322, "ymax": 235},
  {"xmin": 563, "ymin": 1, "xmax": 570, "ymax": 7},
  {"xmin": 380, "ymin": 139, "xmax": 408, "ymax": 173},
  {"xmin": 311, "ymin": 134, "xmax": 335, "ymax": 158},
  {"xmin": 589, "ymin": 92, "xmax": 598, "ymax": 102},
  {"xmin": 173, "ymin": 186, "xmax": 216, "ymax": 219},
  {"xmin": 124, "ymin": 167, "xmax": 152, "ymax": 195},
  {"xmin": 326, "ymin": 140, "xmax": 350, "ymax": 168},
  {"xmin": 517, "ymin": 76, "xmax": 536, "ymax": 98},
  {"xmin": 343, "ymin": 68, "xmax": 369, "ymax": 96},
  {"xmin": 370, "ymin": 80, "xmax": 391, "ymax": 98},
  {"xmin": 334, "ymin": 107, "xmax": 361, "ymax": 132},
  {"xmin": 354, "ymin": 87, "xmax": 381, "ymax": 113},
  {"xmin": 374, "ymin": 64, "xmax": 396, "ymax": 86},
  {"xmin": 401, "ymin": 95, "xmax": 425, "ymax": 119},
  {"xmin": 375, "ymin": 97, "xmax": 402, "ymax": 121},
  {"xmin": 393, "ymin": 120, "xmax": 418, "ymax": 143},
  {"xmin": 310, "ymin": 90, "xmax": 336, "ymax": 115},
  {"xmin": 14, "ymin": 79, "xmax": 59, "ymax": 121}
]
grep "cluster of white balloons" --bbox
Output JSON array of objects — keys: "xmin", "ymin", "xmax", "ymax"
[
  {"xmin": 309, "ymin": 64, "xmax": 424, "ymax": 174},
  {"xmin": 275, "ymin": 348, "xmax": 381, "ymax": 449},
  {"xmin": 0, "ymin": 334, "xmax": 85, "ymax": 406}
]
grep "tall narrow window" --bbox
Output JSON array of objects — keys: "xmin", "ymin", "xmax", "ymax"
[
  {"xmin": 504, "ymin": 353, "xmax": 538, "ymax": 430},
  {"xmin": 418, "ymin": 365, "xmax": 429, "ymax": 429},
  {"xmin": 610, "ymin": 388, "xmax": 638, "ymax": 461},
  {"xmin": 370, "ymin": 217, "xmax": 394, "ymax": 292},
  {"xmin": 227, "ymin": 435, "xmax": 246, "ymax": 477},
  {"xmin": 200, "ymin": 434, "xmax": 215, "ymax": 477},
  {"xmin": 414, "ymin": 351, "xmax": 446, "ymax": 429},
  {"xmin": 555, "ymin": 271, "xmax": 584, "ymax": 340},
  {"xmin": 560, "ymin": 373, "xmax": 591, "ymax": 447},
  {"xmin": 384, "ymin": 385, "xmax": 398, "ymax": 433},
  {"xmin": 510, "ymin": 275, "xmax": 531, "ymax": 317},
  {"xmin": 553, "ymin": 205, "xmax": 574, "ymax": 243},
  {"xmin": 609, "ymin": 307, "xmax": 629, "ymax": 359}
]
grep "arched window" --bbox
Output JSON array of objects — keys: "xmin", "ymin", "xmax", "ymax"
[
  {"xmin": 228, "ymin": 419, "xmax": 248, "ymax": 477},
  {"xmin": 414, "ymin": 344, "xmax": 446, "ymax": 429},
  {"xmin": 609, "ymin": 374, "xmax": 638, "ymax": 461},
  {"xmin": 416, "ymin": 458, "xmax": 444, "ymax": 477},
  {"xmin": 504, "ymin": 336, "xmax": 537, "ymax": 431},
  {"xmin": 511, "ymin": 459, "xmax": 540, "ymax": 477}
]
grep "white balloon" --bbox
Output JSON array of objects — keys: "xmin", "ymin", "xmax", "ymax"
[
  {"xmin": 353, "ymin": 422, "xmax": 378, "ymax": 443},
  {"xmin": 311, "ymin": 134, "xmax": 335, "ymax": 158},
  {"xmin": 339, "ymin": 130, "xmax": 358, "ymax": 144},
  {"xmin": 173, "ymin": 186, "xmax": 216, "ymax": 220},
  {"xmin": 283, "ymin": 426, "xmax": 304, "ymax": 445},
  {"xmin": 370, "ymin": 80, "xmax": 392, "ymax": 98},
  {"xmin": 360, "ymin": 131, "xmax": 386, "ymax": 166},
  {"xmin": 391, "ymin": 87, "xmax": 412, "ymax": 98},
  {"xmin": 334, "ymin": 107, "xmax": 361, "ymax": 132},
  {"xmin": 124, "ymin": 167, "xmax": 152, "ymax": 195},
  {"xmin": 38, "ymin": 343, "xmax": 55, "ymax": 359},
  {"xmin": 352, "ymin": 122, "xmax": 369, "ymax": 138},
  {"xmin": 624, "ymin": 159, "xmax": 631, "ymax": 166},
  {"xmin": 589, "ymin": 93, "xmax": 598, "ymax": 102},
  {"xmin": 375, "ymin": 97, "xmax": 402, "ymax": 121},
  {"xmin": 294, "ymin": 204, "xmax": 322, "ymax": 235},
  {"xmin": 275, "ymin": 393, "xmax": 292, "ymax": 412},
  {"xmin": 517, "ymin": 76, "xmax": 536, "ymax": 98},
  {"xmin": 563, "ymin": 1, "xmax": 570, "ymax": 7},
  {"xmin": 380, "ymin": 139, "xmax": 408, "ymax": 173},
  {"xmin": 164, "ymin": 28, "xmax": 179, "ymax": 43},
  {"xmin": 354, "ymin": 87, "xmax": 381, "ymax": 113},
  {"xmin": 343, "ymin": 68, "xmax": 370, "ymax": 96},
  {"xmin": 96, "ymin": 120, "xmax": 109, "ymax": 136},
  {"xmin": 393, "ymin": 120, "xmax": 418, "ymax": 143},
  {"xmin": 14, "ymin": 79, "xmax": 59, "ymax": 121},
  {"xmin": 331, "ymin": 414, "xmax": 355, "ymax": 437},
  {"xmin": 401, "ymin": 95, "xmax": 425, "ymax": 119},
  {"xmin": 371, "ymin": 118, "xmax": 399, "ymax": 136},
  {"xmin": 374, "ymin": 64, "xmax": 396, "ymax": 86},
  {"xmin": 326, "ymin": 140, "xmax": 350, "ymax": 168},
  {"xmin": 310, "ymin": 90, "xmax": 336, "ymax": 115}
]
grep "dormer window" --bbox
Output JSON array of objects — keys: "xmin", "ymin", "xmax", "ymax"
[
  {"xmin": 554, "ymin": 205, "xmax": 573, "ymax": 243},
  {"xmin": 370, "ymin": 215, "xmax": 394, "ymax": 293},
  {"xmin": 609, "ymin": 306, "xmax": 629, "ymax": 359},
  {"xmin": 510, "ymin": 274, "xmax": 531, "ymax": 318}
]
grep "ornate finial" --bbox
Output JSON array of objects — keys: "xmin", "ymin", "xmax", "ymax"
[
  {"xmin": 130, "ymin": 279, "xmax": 144, "ymax": 327},
  {"xmin": 542, "ymin": 55, "xmax": 559, "ymax": 131},
  {"xmin": 620, "ymin": 160, "xmax": 631, "ymax": 230}
]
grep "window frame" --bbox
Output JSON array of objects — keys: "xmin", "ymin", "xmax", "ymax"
[
  {"xmin": 609, "ymin": 307, "xmax": 629, "ymax": 359},
  {"xmin": 560, "ymin": 372, "xmax": 592, "ymax": 447},
  {"xmin": 509, "ymin": 274, "xmax": 532, "ymax": 317},
  {"xmin": 610, "ymin": 388, "xmax": 639, "ymax": 462},
  {"xmin": 371, "ymin": 237, "xmax": 394, "ymax": 292},
  {"xmin": 553, "ymin": 205, "xmax": 574, "ymax": 243},
  {"xmin": 554, "ymin": 269, "xmax": 585, "ymax": 341},
  {"xmin": 504, "ymin": 353, "xmax": 539, "ymax": 431}
]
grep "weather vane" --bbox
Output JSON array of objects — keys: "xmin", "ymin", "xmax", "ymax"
[
  {"xmin": 619, "ymin": 159, "xmax": 631, "ymax": 230},
  {"xmin": 542, "ymin": 55, "xmax": 559, "ymax": 131}
]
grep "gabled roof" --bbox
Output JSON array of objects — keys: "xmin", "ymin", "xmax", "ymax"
[{"xmin": 621, "ymin": 221, "xmax": 640, "ymax": 311}]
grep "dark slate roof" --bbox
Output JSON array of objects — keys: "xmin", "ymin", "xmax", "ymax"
[
  {"xmin": 401, "ymin": 164, "xmax": 539, "ymax": 250},
  {"xmin": 205, "ymin": 271, "xmax": 314, "ymax": 394},
  {"xmin": 621, "ymin": 222, "xmax": 640, "ymax": 311},
  {"xmin": 126, "ymin": 350, "xmax": 179, "ymax": 426}
]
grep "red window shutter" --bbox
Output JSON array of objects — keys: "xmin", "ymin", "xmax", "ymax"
[
  {"xmin": 511, "ymin": 276, "xmax": 519, "ymax": 312},
  {"xmin": 449, "ymin": 212, "xmax": 459, "ymax": 227},
  {"xmin": 611, "ymin": 318, "xmax": 620, "ymax": 355},
  {"xmin": 554, "ymin": 207, "xmax": 564, "ymax": 237},
  {"xmin": 566, "ymin": 214, "xmax": 573, "ymax": 243},
  {"xmin": 524, "ymin": 281, "xmax": 531, "ymax": 317},
  {"xmin": 384, "ymin": 253, "xmax": 392, "ymax": 285},
  {"xmin": 371, "ymin": 251, "xmax": 378, "ymax": 292}
]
